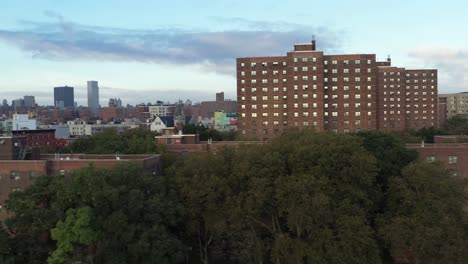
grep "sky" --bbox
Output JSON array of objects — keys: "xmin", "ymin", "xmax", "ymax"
[{"xmin": 1, "ymin": 0, "xmax": 467, "ymax": 106}]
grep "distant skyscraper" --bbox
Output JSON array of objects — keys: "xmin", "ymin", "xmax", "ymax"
[
  {"xmin": 12, "ymin": 98, "xmax": 24, "ymax": 110},
  {"xmin": 23, "ymin": 95, "xmax": 35, "ymax": 108},
  {"xmin": 87, "ymin": 81, "xmax": 99, "ymax": 113},
  {"xmin": 54, "ymin": 86, "xmax": 74, "ymax": 109},
  {"xmin": 2, "ymin": 99, "xmax": 7, "ymax": 107}
]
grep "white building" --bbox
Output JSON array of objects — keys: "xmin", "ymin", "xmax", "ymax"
[
  {"xmin": 150, "ymin": 116, "xmax": 170, "ymax": 133},
  {"xmin": 67, "ymin": 119, "xmax": 87, "ymax": 136},
  {"xmin": 0, "ymin": 114, "xmax": 37, "ymax": 134},
  {"xmin": 84, "ymin": 124, "xmax": 139, "ymax": 136},
  {"xmin": 148, "ymin": 105, "xmax": 173, "ymax": 118}
]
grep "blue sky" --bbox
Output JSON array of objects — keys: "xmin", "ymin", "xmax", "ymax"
[{"xmin": 1, "ymin": 0, "xmax": 467, "ymax": 106}]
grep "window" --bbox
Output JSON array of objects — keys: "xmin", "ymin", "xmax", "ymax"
[{"xmin": 448, "ymin": 156, "xmax": 458, "ymax": 164}]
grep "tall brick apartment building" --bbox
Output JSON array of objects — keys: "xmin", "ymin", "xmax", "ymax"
[{"xmin": 237, "ymin": 40, "xmax": 438, "ymax": 140}]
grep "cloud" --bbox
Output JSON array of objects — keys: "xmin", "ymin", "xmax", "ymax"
[
  {"xmin": 408, "ymin": 46, "xmax": 468, "ymax": 93},
  {"xmin": 0, "ymin": 13, "xmax": 343, "ymax": 75}
]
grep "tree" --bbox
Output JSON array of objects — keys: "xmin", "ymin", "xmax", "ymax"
[
  {"xmin": 378, "ymin": 161, "xmax": 468, "ymax": 263},
  {"xmin": 4, "ymin": 175, "xmax": 64, "ymax": 264},
  {"xmin": 64, "ymin": 128, "xmax": 159, "ymax": 154},
  {"xmin": 0, "ymin": 226, "xmax": 12, "ymax": 264},
  {"xmin": 48, "ymin": 207, "xmax": 97, "ymax": 264},
  {"xmin": 3, "ymin": 165, "xmax": 185, "ymax": 264},
  {"xmin": 444, "ymin": 115, "xmax": 468, "ymax": 135},
  {"xmin": 171, "ymin": 131, "xmax": 383, "ymax": 263},
  {"xmin": 123, "ymin": 128, "xmax": 159, "ymax": 154},
  {"xmin": 51, "ymin": 165, "xmax": 185, "ymax": 264}
]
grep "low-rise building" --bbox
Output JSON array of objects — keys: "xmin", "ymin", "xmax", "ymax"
[
  {"xmin": 408, "ymin": 142, "xmax": 468, "ymax": 178},
  {"xmin": 150, "ymin": 116, "xmax": 174, "ymax": 133},
  {"xmin": 0, "ymin": 150, "xmax": 161, "ymax": 221},
  {"xmin": 214, "ymin": 112, "xmax": 237, "ymax": 131}
]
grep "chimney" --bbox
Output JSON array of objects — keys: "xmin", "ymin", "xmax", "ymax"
[{"xmin": 311, "ymin": 35, "xmax": 316, "ymax": 51}]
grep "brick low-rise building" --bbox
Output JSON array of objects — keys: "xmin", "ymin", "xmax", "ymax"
[
  {"xmin": 237, "ymin": 40, "xmax": 438, "ymax": 140},
  {"xmin": 0, "ymin": 135, "xmax": 161, "ymax": 221},
  {"xmin": 0, "ymin": 153, "xmax": 160, "ymax": 221},
  {"xmin": 408, "ymin": 142, "xmax": 468, "ymax": 178}
]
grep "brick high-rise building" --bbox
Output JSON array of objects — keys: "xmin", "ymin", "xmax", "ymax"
[{"xmin": 237, "ymin": 40, "xmax": 438, "ymax": 140}]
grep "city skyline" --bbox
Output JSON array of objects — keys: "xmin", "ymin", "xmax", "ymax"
[{"xmin": 1, "ymin": 1, "xmax": 467, "ymax": 105}]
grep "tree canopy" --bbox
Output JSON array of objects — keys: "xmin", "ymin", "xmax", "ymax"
[
  {"xmin": 1, "ymin": 130, "xmax": 466, "ymax": 264},
  {"xmin": 62, "ymin": 127, "xmax": 160, "ymax": 154}
]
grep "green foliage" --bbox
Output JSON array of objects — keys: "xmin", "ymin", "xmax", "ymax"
[
  {"xmin": 444, "ymin": 115, "xmax": 468, "ymax": 134},
  {"xmin": 414, "ymin": 127, "xmax": 448, "ymax": 143},
  {"xmin": 357, "ymin": 131, "xmax": 418, "ymax": 180},
  {"xmin": 172, "ymin": 131, "xmax": 383, "ymax": 263},
  {"xmin": 182, "ymin": 123, "xmax": 239, "ymax": 141},
  {"xmin": 3, "ymin": 130, "xmax": 467, "ymax": 264},
  {"xmin": 64, "ymin": 127, "xmax": 159, "ymax": 154},
  {"xmin": 3, "ymin": 165, "xmax": 185, "ymax": 264},
  {"xmin": 378, "ymin": 162, "xmax": 468, "ymax": 263},
  {"xmin": 49, "ymin": 207, "xmax": 97, "ymax": 264},
  {"xmin": 0, "ymin": 226, "xmax": 12, "ymax": 264},
  {"xmin": 4, "ymin": 175, "xmax": 64, "ymax": 264}
]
